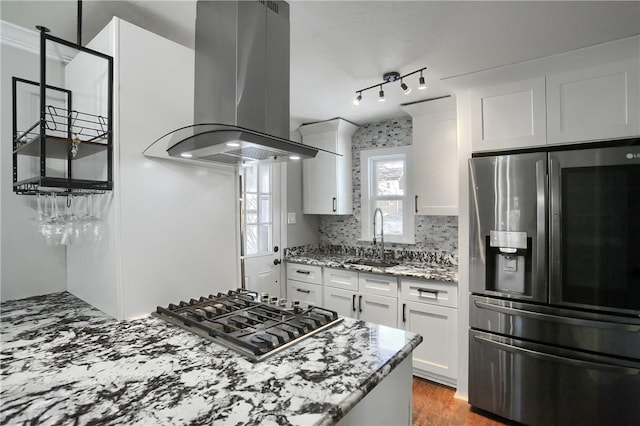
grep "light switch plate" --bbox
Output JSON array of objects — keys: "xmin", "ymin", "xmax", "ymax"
[{"xmin": 287, "ymin": 212, "xmax": 296, "ymax": 224}]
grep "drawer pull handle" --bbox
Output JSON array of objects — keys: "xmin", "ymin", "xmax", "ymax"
[
  {"xmin": 402, "ymin": 303, "xmax": 406, "ymax": 323},
  {"xmin": 296, "ymin": 288, "xmax": 311, "ymax": 294},
  {"xmin": 417, "ymin": 288, "xmax": 439, "ymax": 299},
  {"xmin": 352, "ymin": 294, "xmax": 356, "ymax": 312},
  {"xmin": 295, "ymin": 270, "xmax": 311, "ymax": 275},
  {"xmin": 358, "ymin": 295, "xmax": 363, "ymax": 313}
]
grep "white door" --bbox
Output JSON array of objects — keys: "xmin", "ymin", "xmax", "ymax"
[
  {"xmin": 323, "ymin": 286, "xmax": 357, "ymax": 319},
  {"xmin": 403, "ymin": 301, "xmax": 458, "ymax": 383},
  {"xmin": 359, "ymin": 293, "xmax": 398, "ymax": 328},
  {"xmin": 241, "ymin": 163, "xmax": 283, "ymax": 298}
]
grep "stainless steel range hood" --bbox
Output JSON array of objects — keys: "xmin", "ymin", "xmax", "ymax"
[{"xmin": 144, "ymin": 0, "xmax": 328, "ymax": 165}]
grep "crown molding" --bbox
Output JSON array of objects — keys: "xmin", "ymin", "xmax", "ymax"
[{"xmin": 1, "ymin": 20, "xmax": 76, "ymax": 63}]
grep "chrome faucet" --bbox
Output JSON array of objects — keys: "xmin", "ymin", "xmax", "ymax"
[{"xmin": 372, "ymin": 208, "xmax": 385, "ymax": 261}]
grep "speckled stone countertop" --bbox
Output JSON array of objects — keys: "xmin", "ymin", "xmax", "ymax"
[
  {"xmin": 285, "ymin": 254, "xmax": 459, "ymax": 283},
  {"xmin": 0, "ymin": 292, "xmax": 422, "ymax": 426}
]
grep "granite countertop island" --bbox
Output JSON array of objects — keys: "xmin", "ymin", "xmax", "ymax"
[
  {"xmin": 284, "ymin": 254, "xmax": 458, "ymax": 283},
  {"xmin": 0, "ymin": 292, "xmax": 422, "ymax": 425}
]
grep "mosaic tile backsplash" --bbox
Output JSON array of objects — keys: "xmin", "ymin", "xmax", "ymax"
[{"xmin": 316, "ymin": 117, "xmax": 459, "ymax": 256}]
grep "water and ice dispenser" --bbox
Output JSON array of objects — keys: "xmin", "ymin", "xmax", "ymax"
[{"xmin": 485, "ymin": 230, "xmax": 532, "ymax": 295}]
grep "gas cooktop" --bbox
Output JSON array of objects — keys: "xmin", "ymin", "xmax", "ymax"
[{"xmin": 153, "ymin": 289, "xmax": 342, "ymax": 362}]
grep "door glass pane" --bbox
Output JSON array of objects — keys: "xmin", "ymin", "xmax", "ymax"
[
  {"xmin": 245, "ymin": 166, "xmax": 257, "ymax": 193},
  {"xmin": 259, "ymin": 164, "xmax": 270, "ymax": 194},
  {"xmin": 374, "ymin": 159, "xmax": 405, "ymax": 196},
  {"xmin": 260, "ymin": 195, "xmax": 270, "ymax": 223},
  {"xmin": 242, "ymin": 164, "xmax": 273, "ymax": 256},
  {"xmin": 245, "ymin": 225, "xmax": 258, "ymax": 255},
  {"xmin": 374, "ymin": 200, "xmax": 403, "ymax": 236},
  {"xmin": 259, "ymin": 224, "xmax": 271, "ymax": 253},
  {"xmin": 561, "ymin": 165, "xmax": 640, "ymax": 311}
]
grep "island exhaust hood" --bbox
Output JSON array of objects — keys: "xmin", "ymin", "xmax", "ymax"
[{"xmin": 144, "ymin": 0, "xmax": 330, "ymax": 165}]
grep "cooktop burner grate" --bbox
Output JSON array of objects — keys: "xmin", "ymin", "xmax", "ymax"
[{"xmin": 153, "ymin": 289, "xmax": 342, "ymax": 361}]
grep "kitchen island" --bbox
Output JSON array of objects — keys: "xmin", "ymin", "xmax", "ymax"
[{"xmin": 0, "ymin": 292, "xmax": 422, "ymax": 425}]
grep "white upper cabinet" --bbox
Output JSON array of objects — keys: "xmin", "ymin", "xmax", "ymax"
[
  {"xmin": 546, "ymin": 58, "xmax": 640, "ymax": 144},
  {"xmin": 300, "ymin": 118, "xmax": 358, "ymax": 215},
  {"xmin": 462, "ymin": 36, "xmax": 640, "ymax": 153},
  {"xmin": 402, "ymin": 97, "xmax": 458, "ymax": 216},
  {"xmin": 470, "ymin": 77, "xmax": 547, "ymax": 152}
]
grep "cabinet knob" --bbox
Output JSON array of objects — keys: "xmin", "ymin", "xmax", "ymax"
[{"xmin": 273, "ymin": 259, "xmax": 281, "ymax": 265}]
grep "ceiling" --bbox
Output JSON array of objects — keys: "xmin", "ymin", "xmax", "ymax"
[{"xmin": 2, "ymin": 1, "xmax": 639, "ymax": 129}]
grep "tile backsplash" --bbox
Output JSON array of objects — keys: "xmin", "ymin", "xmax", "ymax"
[{"xmin": 317, "ymin": 117, "xmax": 458, "ymax": 256}]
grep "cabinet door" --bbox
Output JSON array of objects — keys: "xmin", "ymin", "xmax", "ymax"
[
  {"xmin": 546, "ymin": 58, "xmax": 640, "ymax": 144},
  {"xmin": 286, "ymin": 280, "xmax": 322, "ymax": 308},
  {"xmin": 302, "ymin": 131, "xmax": 338, "ymax": 214},
  {"xmin": 323, "ymin": 286, "xmax": 357, "ymax": 319},
  {"xmin": 359, "ymin": 293, "xmax": 398, "ymax": 328},
  {"xmin": 405, "ymin": 97, "xmax": 458, "ymax": 216},
  {"xmin": 400, "ymin": 301, "xmax": 457, "ymax": 386},
  {"xmin": 471, "ymin": 77, "xmax": 547, "ymax": 152}
]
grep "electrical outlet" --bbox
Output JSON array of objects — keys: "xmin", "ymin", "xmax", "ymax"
[{"xmin": 287, "ymin": 212, "xmax": 296, "ymax": 224}]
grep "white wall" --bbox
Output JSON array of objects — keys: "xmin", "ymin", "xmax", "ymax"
[
  {"xmin": 66, "ymin": 18, "xmax": 239, "ymax": 319},
  {"xmin": 285, "ymin": 129, "xmax": 319, "ymax": 248},
  {"xmin": 0, "ymin": 28, "xmax": 67, "ymax": 301}
]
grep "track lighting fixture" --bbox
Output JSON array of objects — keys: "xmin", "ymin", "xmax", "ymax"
[{"xmin": 352, "ymin": 67, "xmax": 426, "ymax": 106}]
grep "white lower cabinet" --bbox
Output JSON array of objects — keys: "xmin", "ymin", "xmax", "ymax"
[
  {"xmin": 399, "ymin": 278, "xmax": 458, "ymax": 387},
  {"xmin": 286, "ymin": 264, "xmax": 323, "ymax": 307},
  {"xmin": 324, "ymin": 286, "xmax": 357, "ymax": 318},
  {"xmin": 287, "ymin": 280, "xmax": 322, "ymax": 307},
  {"xmin": 322, "ymin": 268, "xmax": 398, "ymax": 329},
  {"xmin": 358, "ymin": 292, "xmax": 397, "ymax": 328}
]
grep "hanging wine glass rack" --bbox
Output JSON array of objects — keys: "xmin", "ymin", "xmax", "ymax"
[{"xmin": 12, "ymin": 26, "xmax": 113, "ymax": 196}]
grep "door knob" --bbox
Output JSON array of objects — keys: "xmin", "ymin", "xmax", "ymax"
[{"xmin": 273, "ymin": 259, "xmax": 282, "ymax": 265}]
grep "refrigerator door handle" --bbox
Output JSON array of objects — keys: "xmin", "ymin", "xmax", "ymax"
[
  {"xmin": 535, "ymin": 159, "xmax": 547, "ymax": 297},
  {"xmin": 549, "ymin": 156, "xmax": 561, "ymax": 301},
  {"xmin": 473, "ymin": 299, "xmax": 640, "ymax": 333},
  {"xmin": 473, "ymin": 334, "xmax": 640, "ymax": 375}
]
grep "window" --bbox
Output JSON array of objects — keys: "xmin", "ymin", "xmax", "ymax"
[
  {"xmin": 241, "ymin": 164, "xmax": 272, "ymax": 256},
  {"xmin": 361, "ymin": 146, "xmax": 414, "ymax": 244}
]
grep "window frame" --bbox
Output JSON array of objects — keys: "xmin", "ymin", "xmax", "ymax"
[{"xmin": 360, "ymin": 145, "xmax": 415, "ymax": 244}]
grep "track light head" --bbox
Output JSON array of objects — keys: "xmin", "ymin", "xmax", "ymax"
[
  {"xmin": 418, "ymin": 71, "xmax": 426, "ymax": 90},
  {"xmin": 401, "ymin": 80, "xmax": 411, "ymax": 95},
  {"xmin": 353, "ymin": 92, "xmax": 362, "ymax": 106},
  {"xmin": 378, "ymin": 85, "xmax": 385, "ymax": 102}
]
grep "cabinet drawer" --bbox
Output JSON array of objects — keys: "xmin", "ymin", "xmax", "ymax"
[
  {"xmin": 286, "ymin": 263, "xmax": 322, "ymax": 285},
  {"xmin": 286, "ymin": 280, "xmax": 322, "ymax": 308},
  {"xmin": 401, "ymin": 278, "xmax": 458, "ymax": 308},
  {"xmin": 324, "ymin": 268, "xmax": 359, "ymax": 291},
  {"xmin": 359, "ymin": 272, "xmax": 398, "ymax": 298}
]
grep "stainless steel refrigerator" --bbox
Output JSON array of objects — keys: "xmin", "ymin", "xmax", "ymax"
[{"xmin": 468, "ymin": 143, "xmax": 640, "ymax": 426}]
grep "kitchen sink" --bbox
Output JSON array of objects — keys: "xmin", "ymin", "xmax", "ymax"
[{"xmin": 346, "ymin": 258, "xmax": 401, "ymax": 268}]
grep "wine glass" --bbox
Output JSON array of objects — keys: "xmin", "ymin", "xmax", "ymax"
[
  {"xmin": 63, "ymin": 196, "xmax": 81, "ymax": 244},
  {"xmin": 32, "ymin": 193, "xmax": 47, "ymax": 238},
  {"xmin": 41, "ymin": 193, "xmax": 67, "ymax": 246}
]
